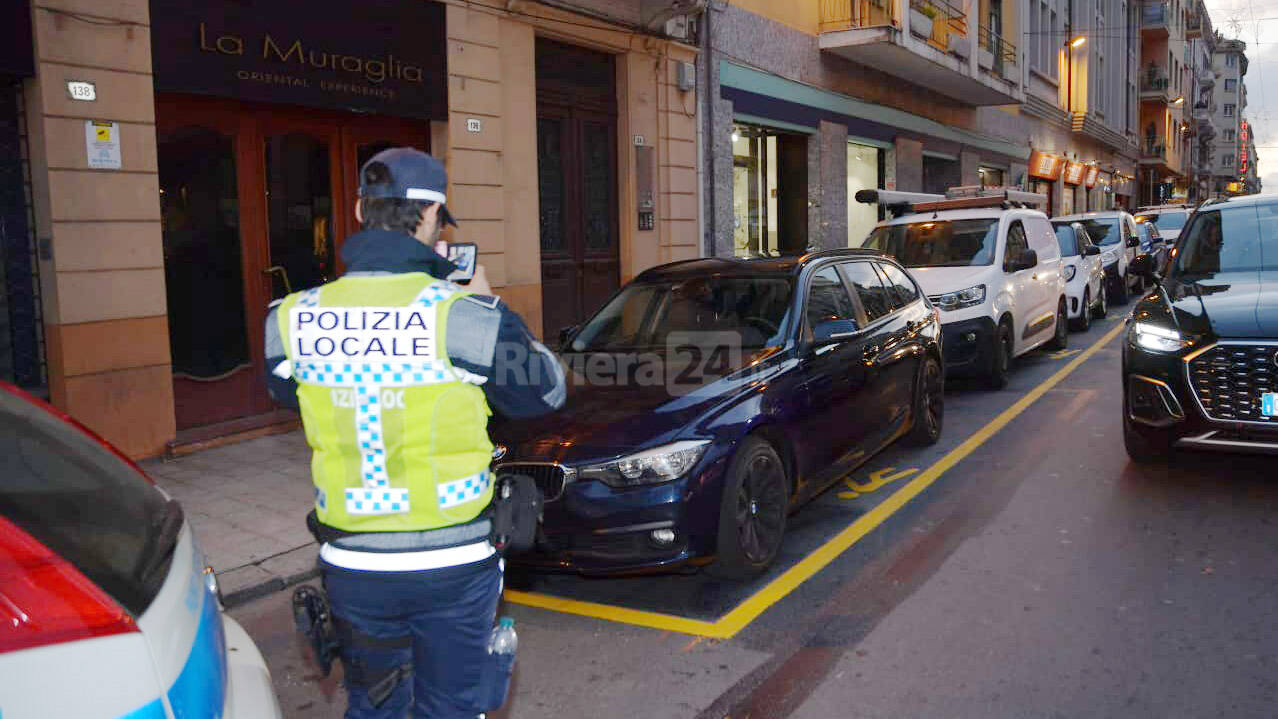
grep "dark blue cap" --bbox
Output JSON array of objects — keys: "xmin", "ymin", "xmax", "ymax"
[{"xmin": 358, "ymin": 147, "xmax": 458, "ymax": 227}]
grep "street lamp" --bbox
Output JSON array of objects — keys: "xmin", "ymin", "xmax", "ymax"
[{"xmin": 1065, "ymin": 35, "xmax": 1086, "ymax": 116}]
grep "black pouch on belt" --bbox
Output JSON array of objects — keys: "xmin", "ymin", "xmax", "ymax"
[
  {"xmin": 490, "ymin": 474, "xmax": 542, "ymax": 555},
  {"xmin": 291, "ymin": 585, "xmax": 341, "ymax": 676}
]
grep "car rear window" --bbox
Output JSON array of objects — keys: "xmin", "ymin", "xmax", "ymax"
[
  {"xmin": 1172, "ymin": 203, "xmax": 1278, "ymax": 276},
  {"xmin": 1137, "ymin": 211, "xmax": 1188, "ymax": 232},
  {"xmin": 0, "ymin": 390, "xmax": 180, "ymax": 616},
  {"xmin": 1075, "ymin": 218, "xmax": 1122, "ymax": 246}
]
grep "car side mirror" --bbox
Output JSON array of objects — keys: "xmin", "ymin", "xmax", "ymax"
[
  {"xmin": 1083, "ymin": 244, "xmax": 1102, "ymax": 256},
  {"xmin": 1007, "ymin": 248, "xmax": 1038, "ymax": 272},
  {"xmin": 1126, "ymin": 236, "xmax": 1141, "ymax": 248},
  {"xmin": 1129, "ymin": 253, "xmax": 1159, "ymax": 283},
  {"xmin": 812, "ymin": 318, "xmax": 859, "ymax": 346}
]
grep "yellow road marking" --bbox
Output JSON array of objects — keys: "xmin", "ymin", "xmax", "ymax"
[
  {"xmin": 504, "ymin": 321, "xmax": 1128, "ymax": 638},
  {"xmin": 838, "ymin": 466, "xmax": 919, "ymax": 498}
]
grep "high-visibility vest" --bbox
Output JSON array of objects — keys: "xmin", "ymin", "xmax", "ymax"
[{"xmin": 277, "ymin": 273, "xmax": 494, "ymax": 533}]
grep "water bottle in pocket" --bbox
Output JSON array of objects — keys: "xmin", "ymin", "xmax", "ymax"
[{"xmin": 481, "ymin": 616, "xmax": 517, "ymax": 709}]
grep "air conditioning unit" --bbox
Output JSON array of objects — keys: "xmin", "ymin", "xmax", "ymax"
[{"xmin": 641, "ymin": 0, "xmax": 708, "ymax": 34}]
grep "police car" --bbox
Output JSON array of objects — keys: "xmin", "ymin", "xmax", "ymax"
[
  {"xmin": 859, "ymin": 187, "xmax": 1068, "ymax": 388},
  {"xmin": 0, "ymin": 383, "xmax": 283, "ymax": 719}
]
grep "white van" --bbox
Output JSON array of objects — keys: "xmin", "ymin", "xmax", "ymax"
[{"xmin": 859, "ymin": 191, "xmax": 1069, "ymax": 389}]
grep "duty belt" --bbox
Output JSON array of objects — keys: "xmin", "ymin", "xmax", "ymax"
[{"xmin": 308, "ymin": 510, "xmax": 492, "ymax": 552}]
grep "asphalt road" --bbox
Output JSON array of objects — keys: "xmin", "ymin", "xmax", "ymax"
[{"xmin": 232, "ymin": 305, "xmax": 1278, "ymax": 718}]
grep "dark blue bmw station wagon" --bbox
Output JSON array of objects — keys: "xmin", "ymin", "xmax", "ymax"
[{"xmin": 492, "ymin": 249, "xmax": 943, "ymax": 578}]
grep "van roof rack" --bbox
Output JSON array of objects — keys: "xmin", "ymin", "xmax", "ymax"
[{"xmin": 855, "ymin": 186, "xmax": 1047, "ymax": 217}]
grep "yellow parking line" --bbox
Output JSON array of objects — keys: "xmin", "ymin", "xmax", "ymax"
[{"xmin": 505, "ymin": 321, "xmax": 1128, "ymax": 638}]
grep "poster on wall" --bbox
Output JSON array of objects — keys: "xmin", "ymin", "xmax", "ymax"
[{"xmin": 149, "ymin": 0, "xmax": 447, "ymax": 121}]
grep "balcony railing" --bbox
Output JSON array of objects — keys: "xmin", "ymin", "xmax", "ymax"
[
  {"xmin": 1141, "ymin": 75, "xmax": 1169, "ymax": 93},
  {"xmin": 1143, "ymin": 139, "xmax": 1167, "ymax": 159},
  {"xmin": 1142, "ymin": 2, "xmax": 1169, "ymax": 34},
  {"xmin": 978, "ymin": 24, "xmax": 1017, "ymax": 75},
  {"xmin": 818, "ymin": 0, "xmax": 894, "ymax": 31},
  {"xmin": 1186, "ymin": 13, "xmax": 1203, "ymax": 38}
]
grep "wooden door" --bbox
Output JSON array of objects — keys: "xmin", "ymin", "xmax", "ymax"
[
  {"xmin": 157, "ymin": 95, "xmax": 431, "ymax": 431},
  {"xmin": 536, "ymin": 39, "xmax": 620, "ymax": 337}
]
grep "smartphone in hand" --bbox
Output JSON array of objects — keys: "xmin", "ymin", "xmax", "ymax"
[{"xmin": 444, "ymin": 242, "xmax": 477, "ymax": 284}]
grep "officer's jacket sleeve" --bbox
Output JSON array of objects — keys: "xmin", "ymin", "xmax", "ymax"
[
  {"xmin": 447, "ymin": 294, "xmax": 566, "ymax": 419},
  {"xmin": 264, "ymin": 301, "xmax": 300, "ymax": 410}
]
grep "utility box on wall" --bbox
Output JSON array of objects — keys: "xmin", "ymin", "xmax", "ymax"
[{"xmin": 636, "ymin": 144, "xmax": 656, "ymax": 231}]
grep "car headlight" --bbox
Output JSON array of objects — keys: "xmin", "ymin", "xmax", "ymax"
[
  {"xmin": 932, "ymin": 284, "xmax": 986, "ymax": 312},
  {"xmin": 1130, "ymin": 322, "xmax": 1192, "ymax": 353},
  {"xmin": 1102, "ymin": 249, "xmax": 1119, "ymax": 265},
  {"xmin": 1063, "ymin": 264, "xmax": 1077, "ymax": 282},
  {"xmin": 578, "ymin": 440, "xmax": 711, "ymax": 487}
]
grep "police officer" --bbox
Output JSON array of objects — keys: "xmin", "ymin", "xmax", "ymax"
[{"xmin": 264, "ymin": 147, "xmax": 565, "ymax": 718}]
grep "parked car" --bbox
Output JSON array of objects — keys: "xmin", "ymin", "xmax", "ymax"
[
  {"xmin": 1134, "ymin": 203, "xmax": 1193, "ymax": 243},
  {"xmin": 1053, "ymin": 210, "xmax": 1143, "ymax": 304},
  {"xmin": 1051, "ymin": 220, "xmax": 1108, "ymax": 331},
  {"xmin": 492, "ymin": 250, "xmax": 944, "ymax": 578},
  {"xmin": 1123, "ymin": 193, "xmax": 1278, "ymax": 461},
  {"xmin": 0, "ymin": 383, "xmax": 283, "ymax": 718},
  {"xmin": 863, "ymin": 196, "xmax": 1068, "ymax": 389},
  {"xmin": 1136, "ymin": 220, "xmax": 1171, "ymax": 272}
]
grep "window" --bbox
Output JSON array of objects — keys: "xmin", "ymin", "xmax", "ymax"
[
  {"xmin": 1224, "ymin": 129, "xmax": 1236, "ymax": 142},
  {"xmin": 732, "ymin": 123, "xmax": 809, "ymax": 257},
  {"xmin": 1225, "ymin": 79, "xmax": 1237, "ymax": 92},
  {"xmin": 1226, "ymin": 54, "xmax": 1238, "ymax": 67},
  {"xmin": 1172, "ymin": 204, "xmax": 1278, "ymax": 276},
  {"xmin": 864, "ymin": 219, "xmax": 999, "ymax": 268},
  {"xmin": 1003, "ymin": 221, "xmax": 1030, "ymax": 271},
  {"xmin": 1030, "ymin": 0, "xmax": 1063, "ymax": 77},
  {"xmin": 1223, "ymin": 154, "xmax": 1235, "ymax": 167},
  {"xmin": 806, "ymin": 266, "xmax": 857, "ymax": 331},
  {"xmin": 875, "ymin": 263, "xmax": 921, "ymax": 309},
  {"xmin": 1224, "ymin": 104, "xmax": 1235, "ymax": 117},
  {"xmin": 840, "ymin": 262, "xmax": 892, "ymax": 322}
]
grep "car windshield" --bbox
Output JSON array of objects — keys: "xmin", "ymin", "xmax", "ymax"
[
  {"xmin": 0, "ymin": 389, "xmax": 180, "ymax": 616},
  {"xmin": 1074, "ymin": 218, "xmax": 1122, "ymax": 246},
  {"xmin": 1171, "ymin": 203, "xmax": 1278, "ymax": 278},
  {"xmin": 1137, "ymin": 211, "xmax": 1188, "ymax": 232},
  {"xmin": 570, "ymin": 276, "xmax": 793, "ymax": 351},
  {"xmin": 863, "ymin": 218, "xmax": 999, "ymax": 267},
  {"xmin": 1052, "ymin": 223, "xmax": 1080, "ymax": 256}
]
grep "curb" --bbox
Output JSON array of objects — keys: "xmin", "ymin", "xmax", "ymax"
[
  {"xmin": 221, "ymin": 566, "xmax": 321, "ymax": 609},
  {"xmin": 216, "ymin": 542, "xmax": 321, "ymax": 609}
]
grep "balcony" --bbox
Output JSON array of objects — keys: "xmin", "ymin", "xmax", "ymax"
[
  {"xmin": 1199, "ymin": 70, "xmax": 1215, "ymax": 89},
  {"xmin": 1142, "ymin": 2, "xmax": 1170, "ymax": 38},
  {"xmin": 1192, "ymin": 102, "xmax": 1209, "ymax": 121},
  {"xmin": 1140, "ymin": 67, "xmax": 1172, "ymax": 103},
  {"xmin": 1187, "ymin": 12, "xmax": 1203, "ymax": 39},
  {"xmin": 818, "ymin": 0, "xmax": 1022, "ymax": 105}
]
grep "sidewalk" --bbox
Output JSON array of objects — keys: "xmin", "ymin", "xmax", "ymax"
[{"xmin": 140, "ymin": 431, "xmax": 322, "ymax": 607}]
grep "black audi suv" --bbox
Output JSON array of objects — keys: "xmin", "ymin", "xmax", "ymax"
[{"xmin": 1123, "ymin": 193, "xmax": 1278, "ymax": 460}]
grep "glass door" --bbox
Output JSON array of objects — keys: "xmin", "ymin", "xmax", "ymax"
[{"xmin": 157, "ymin": 97, "xmax": 266, "ymax": 430}]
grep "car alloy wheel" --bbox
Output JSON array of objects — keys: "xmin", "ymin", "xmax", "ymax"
[
  {"xmin": 710, "ymin": 436, "xmax": 788, "ymax": 579},
  {"xmin": 1094, "ymin": 282, "xmax": 1108, "ymax": 319},
  {"xmin": 907, "ymin": 356, "xmax": 944, "ymax": 446}
]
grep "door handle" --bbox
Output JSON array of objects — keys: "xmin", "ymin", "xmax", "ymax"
[{"xmin": 264, "ymin": 265, "xmax": 292, "ymax": 295}]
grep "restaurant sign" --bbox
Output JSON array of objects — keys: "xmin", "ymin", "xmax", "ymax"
[
  {"xmin": 1028, "ymin": 150, "xmax": 1064, "ymax": 181},
  {"xmin": 149, "ymin": 0, "xmax": 446, "ymax": 121},
  {"xmin": 1083, "ymin": 165, "xmax": 1100, "ymax": 188},
  {"xmin": 1062, "ymin": 161, "xmax": 1087, "ymax": 186}
]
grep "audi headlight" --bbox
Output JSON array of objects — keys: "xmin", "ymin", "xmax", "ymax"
[
  {"xmin": 1130, "ymin": 322, "xmax": 1192, "ymax": 353},
  {"xmin": 1063, "ymin": 264, "xmax": 1077, "ymax": 282},
  {"xmin": 932, "ymin": 284, "xmax": 986, "ymax": 312},
  {"xmin": 579, "ymin": 440, "xmax": 711, "ymax": 487}
]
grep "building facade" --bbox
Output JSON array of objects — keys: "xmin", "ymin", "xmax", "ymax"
[
  {"xmin": 1208, "ymin": 37, "xmax": 1247, "ymax": 197},
  {"xmin": 10, "ymin": 0, "xmax": 701, "ymax": 458}
]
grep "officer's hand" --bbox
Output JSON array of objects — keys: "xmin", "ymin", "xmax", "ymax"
[{"xmin": 467, "ymin": 264, "xmax": 494, "ymax": 296}]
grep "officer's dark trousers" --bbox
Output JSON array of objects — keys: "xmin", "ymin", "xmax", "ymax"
[{"xmin": 322, "ymin": 553, "xmax": 503, "ymax": 719}]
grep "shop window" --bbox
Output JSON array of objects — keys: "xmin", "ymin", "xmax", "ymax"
[
  {"xmin": 732, "ymin": 123, "xmax": 808, "ymax": 257},
  {"xmin": 846, "ymin": 142, "xmax": 882, "ymax": 247},
  {"xmin": 922, "ymin": 154, "xmax": 960, "ymax": 195},
  {"xmin": 978, "ymin": 167, "xmax": 1005, "ymax": 187}
]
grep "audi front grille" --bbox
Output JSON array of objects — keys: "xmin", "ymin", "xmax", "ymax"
[{"xmin": 1187, "ymin": 343, "xmax": 1278, "ymax": 424}]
